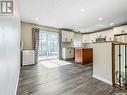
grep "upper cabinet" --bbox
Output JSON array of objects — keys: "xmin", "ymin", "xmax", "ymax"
[
  {"xmin": 113, "ymin": 26, "xmax": 124, "ymax": 35},
  {"xmin": 89, "ymin": 34, "xmax": 96, "ymax": 43},
  {"xmin": 82, "ymin": 29, "xmax": 114, "ymax": 44},
  {"xmin": 113, "ymin": 25, "xmax": 127, "ymax": 35},
  {"xmin": 82, "ymin": 34, "xmax": 91, "ymax": 43},
  {"xmin": 105, "ymin": 30, "xmax": 114, "ymax": 41},
  {"xmin": 124, "ymin": 25, "xmax": 127, "ymax": 33},
  {"xmin": 82, "ymin": 34, "xmax": 87, "ymax": 43},
  {"xmin": 113, "ymin": 25, "xmax": 127, "ymax": 42},
  {"xmin": 82, "ymin": 25, "xmax": 127, "ymax": 44},
  {"xmin": 62, "ymin": 30, "xmax": 74, "ymax": 42}
]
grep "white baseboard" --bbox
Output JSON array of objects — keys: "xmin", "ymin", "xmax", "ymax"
[{"xmin": 93, "ymin": 75, "xmax": 112, "ymax": 85}]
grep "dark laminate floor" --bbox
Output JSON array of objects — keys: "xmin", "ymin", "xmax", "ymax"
[{"xmin": 17, "ymin": 60, "xmax": 125, "ymax": 95}]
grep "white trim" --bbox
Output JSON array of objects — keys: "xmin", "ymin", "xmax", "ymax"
[
  {"xmin": 93, "ymin": 75, "xmax": 112, "ymax": 85},
  {"xmin": 14, "ymin": 65, "xmax": 20, "ymax": 95}
]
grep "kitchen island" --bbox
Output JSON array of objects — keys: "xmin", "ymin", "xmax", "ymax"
[{"xmin": 75, "ymin": 48, "xmax": 93, "ymax": 64}]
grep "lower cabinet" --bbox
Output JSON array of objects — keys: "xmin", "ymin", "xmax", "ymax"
[
  {"xmin": 62, "ymin": 48, "xmax": 74, "ymax": 60},
  {"xmin": 75, "ymin": 48, "xmax": 93, "ymax": 64}
]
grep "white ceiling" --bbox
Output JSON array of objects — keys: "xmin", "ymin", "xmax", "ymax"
[{"xmin": 20, "ymin": 0, "xmax": 127, "ymax": 33}]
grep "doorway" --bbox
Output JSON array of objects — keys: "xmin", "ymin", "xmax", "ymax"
[{"xmin": 38, "ymin": 30, "xmax": 59, "ymax": 61}]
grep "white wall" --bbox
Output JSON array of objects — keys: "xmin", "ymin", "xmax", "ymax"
[
  {"xmin": 21, "ymin": 22, "xmax": 33, "ymax": 50},
  {"xmin": 0, "ymin": 0, "xmax": 20, "ymax": 95},
  {"xmin": 93, "ymin": 42, "xmax": 112, "ymax": 85},
  {"xmin": 21, "ymin": 22, "xmax": 60, "ymax": 50}
]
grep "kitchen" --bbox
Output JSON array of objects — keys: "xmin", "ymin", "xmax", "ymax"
[
  {"xmin": 61, "ymin": 25, "xmax": 127, "ymax": 88},
  {"xmin": 1, "ymin": 0, "xmax": 127, "ymax": 94}
]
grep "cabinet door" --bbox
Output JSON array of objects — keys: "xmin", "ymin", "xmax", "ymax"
[
  {"xmin": 124, "ymin": 35, "xmax": 127, "ymax": 43},
  {"xmin": 71, "ymin": 32, "xmax": 74, "ymax": 42},
  {"xmin": 62, "ymin": 48, "xmax": 74, "ymax": 59},
  {"xmin": 62, "ymin": 31, "xmax": 67, "ymax": 42},
  {"xmin": 70, "ymin": 48, "xmax": 74, "ymax": 57},
  {"xmin": 88, "ymin": 34, "xmax": 93, "ymax": 43},
  {"xmin": 62, "ymin": 48, "xmax": 66, "ymax": 59},
  {"xmin": 94, "ymin": 33, "xmax": 98, "ymax": 42},
  {"xmin": 82, "ymin": 34, "xmax": 91, "ymax": 43},
  {"xmin": 86, "ymin": 34, "xmax": 91, "ymax": 43},
  {"xmin": 62, "ymin": 30, "xmax": 70, "ymax": 42},
  {"xmin": 83, "ymin": 49, "xmax": 93, "ymax": 64},
  {"xmin": 82, "ymin": 35, "xmax": 86, "ymax": 43},
  {"xmin": 92, "ymin": 33, "xmax": 97, "ymax": 42},
  {"xmin": 75, "ymin": 49, "xmax": 82, "ymax": 63},
  {"xmin": 90, "ymin": 34, "xmax": 94, "ymax": 43},
  {"xmin": 62, "ymin": 30, "xmax": 74, "ymax": 42},
  {"xmin": 101, "ymin": 31, "xmax": 106, "ymax": 38},
  {"xmin": 123, "ymin": 25, "xmax": 127, "ymax": 33},
  {"xmin": 67, "ymin": 32, "xmax": 71, "ymax": 42},
  {"xmin": 68, "ymin": 32, "xmax": 74, "ymax": 42},
  {"xmin": 66, "ymin": 48, "xmax": 70, "ymax": 58},
  {"xmin": 106, "ymin": 30, "xmax": 114, "ymax": 41},
  {"xmin": 113, "ymin": 26, "xmax": 124, "ymax": 35}
]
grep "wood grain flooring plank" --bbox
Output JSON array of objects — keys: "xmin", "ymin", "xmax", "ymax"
[{"xmin": 17, "ymin": 60, "xmax": 125, "ymax": 95}]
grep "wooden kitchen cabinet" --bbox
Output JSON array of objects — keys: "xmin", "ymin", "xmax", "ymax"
[{"xmin": 75, "ymin": 48, "xmax": 93, "ymax": 64}]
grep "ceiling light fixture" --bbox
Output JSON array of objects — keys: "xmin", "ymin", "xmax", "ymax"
[
  {"xmin": 98, "ymin": 17, "xmax": 103, "ymax": 21},
  {"xmin": 110, "ymin": 23, "xmax": 114, "ymax": 26},
  {"xmin": 81, "ymin": 9, "xmax": 85, "ymax": 12}
]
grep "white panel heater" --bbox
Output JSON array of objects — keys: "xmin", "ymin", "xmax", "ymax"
[{"xmin": 22, "ymin": 50, "xmax": 35, "ymax": 66}]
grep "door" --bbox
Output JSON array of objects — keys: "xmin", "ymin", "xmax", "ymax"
[{"xmin": 38, "ymin": 31, "xmax": 59, "ymax": 61}]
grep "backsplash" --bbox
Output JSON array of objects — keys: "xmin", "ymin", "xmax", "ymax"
[{"xmin": 61, "ymin": 42, "xmax": 74, "ymax": 48}]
